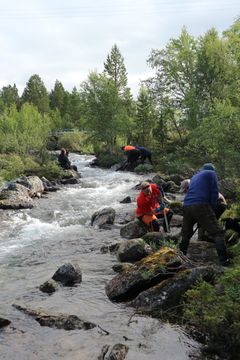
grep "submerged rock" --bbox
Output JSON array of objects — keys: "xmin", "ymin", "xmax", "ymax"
[
  {"xmin": 13, "ymin": 304, "xmax": 96, "ymax": 330},
  {"xmin": 39, "ymin": 279, "xmax": 59, "ymax": 294}
]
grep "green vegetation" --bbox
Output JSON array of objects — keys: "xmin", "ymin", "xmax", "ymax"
[{"xmin": 183, "ymin": 265, "xmax": 240, "ymax": 357}]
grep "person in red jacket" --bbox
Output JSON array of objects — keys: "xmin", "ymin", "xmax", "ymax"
[{"xmin": 136, "ymin": 181, "xmax": 173, "ymax": 232}]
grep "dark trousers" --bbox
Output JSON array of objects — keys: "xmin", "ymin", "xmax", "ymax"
[
  {"xmin": 179, "ymin": 204, "xmax": 228, "ymax": 263},
  {"xmin": 141, "ymin": 154, "xmax": 153, "ymax": 165}
]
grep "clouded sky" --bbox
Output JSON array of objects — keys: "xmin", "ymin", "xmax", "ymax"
[{"xmin": 0, "ymin": 0, "xmax": 239, "ymax": 96}]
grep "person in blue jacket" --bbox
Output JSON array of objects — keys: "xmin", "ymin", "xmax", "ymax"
[
  {"xmin": 179, "ymin": 163, "xmax": 231, "ymax": 266},
  {"xmin": 135, "ymin": 145, "xmax": 153, "ymax": 165}
]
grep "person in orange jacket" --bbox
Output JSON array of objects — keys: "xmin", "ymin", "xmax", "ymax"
[
  {"xmin": 136, "ymin": 181, "xmax": 173, "ymax": 232},
  {"xmin": 121, "ymin": 145, "xmax": 141, "ymax": 169}
]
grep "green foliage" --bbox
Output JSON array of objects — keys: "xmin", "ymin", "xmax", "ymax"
[
  {"xmin": 134, "ymin": 163, "xmax": 154, "ymax": 174},
  {"xmin": 103, "ymin": 44, "xmax": 128, "ymax": 92},
  {"xmin": 21, "ymin": 74, "xmax": 50, "ymax": 114},
  {"xmin": 80, "ymin": 71, "xmax": 131, "ymax": 147},
  {"xmin": 96, "ymin": 152, "xmax": 119, "ymax": 168},
  {"xmin": 0, "ymin": 84, "xmax": 20, "ymax": 109},
  {"xmin": 0, "ymin": 154, "xmax": 25, "ymax": 180},
  {"xmin": 57, "ymin": 131, "xmax": 93, "ymax": 153},
  {"xmin": 0, "ymin": 104, "xmax": 51, "ymax": 155},
  {"xmin": 183, "ymin": 268, "xmax": 240, "ymax": 355}
]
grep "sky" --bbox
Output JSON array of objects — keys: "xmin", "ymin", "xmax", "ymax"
[{"xmin": 0, "ymin": 0, "xmax": 239, "ymax": 97}]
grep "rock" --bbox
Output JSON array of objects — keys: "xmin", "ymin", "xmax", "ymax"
[
  {"xmin": 91, "ymin": 207, "xmax": 116, "ymax": 229},
  {"xmin": 105, "ymin": 247, "xmax": 186, "ymax": 302},
  {"xmin": 15, "ymin": 176, "xmax": 44, "ymax": 197},
  {"xmin": 117, "ymin": 238, "xmax": 152, "ymax": 263},
  {"xmin": 106, "ymin": 343, "xmax": 129, "ymax": 360},
  {"xmin": 187, "ymin": 241, "xmax": 219, "ymax": 264},
  {"xmin": 112, "ymin": 263, "xmax": 134, "ymax": 273},
  {"xmin": 0, "ymin": 183, "xmax": 33, "ymax": 209},
  {"xmin": 13, "ymin": 304, "xmax": 96, "ymax": 330},
  {"xmin": 120, "ymin": 196, "xmax": 131, "ymax": 204},
  {"xmin": 120, "ymin": 220, "xmax": 148, "ymax": 239},
  {"xmin": 52, "ymin": 262, "xmax": 82, "ymax": 286},
  {"xmin": 40, "ymin": 279, "xmax": 59, "ymax": 294},
  {"xmin": 100, "ymin": 242, "xmax": 120, "ymax": 254},
  {"xmin": 41, "ymin": 177, "xmax": 60, "ymax": 192},
  {"xmin": 0, "ymin": 317, "xmax": 11, "ymax": 328},
  {"xmin": 143, "ymin": 232, "xmax": 165, "ymax": 248},
  {"xmin": 131, "ymin": 266, "xmax": 216, "ymax": 313}
]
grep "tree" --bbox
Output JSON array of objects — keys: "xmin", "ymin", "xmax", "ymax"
[
  {"xmin": 49, "ymin": 80, "xmax": 68, "ymax": 116},
  {"xmin": 103, "ymin": 44, "xmax": 128, "ymax": 94},
  {"xmin": 21, "ymin": 74, "xmax": 50, "ymax": 114},
  {"xmin": 80, "ymin": 71, "xmax": 129, "ymax": 147},
  {"xmin": 134, "ymin": 87, "xmax": 156, "ymax": 146},
  {"xmin": 146, "ymin": 27, "xmax": 199, "ymax": 134},
  {"xmin": 0, "ymin": 84, "xmax": 20, "ymax": 109}
]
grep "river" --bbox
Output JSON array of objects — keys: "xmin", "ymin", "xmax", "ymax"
[{"xmin": 0, "ymin": 154, "xmax": 200, "ymax": 360}]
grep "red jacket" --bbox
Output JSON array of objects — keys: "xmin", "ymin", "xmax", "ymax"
[{"xmin": 136, "ymin": 184, "xmax": 161, "ymax": 217}]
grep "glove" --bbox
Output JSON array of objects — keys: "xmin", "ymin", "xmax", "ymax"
[{"xmin": 155, "ymin": 202, "xmax": 165, "ymax": 212}]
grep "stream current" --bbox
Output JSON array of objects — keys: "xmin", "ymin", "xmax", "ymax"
[{"xmin": 0, "ymin": 154, "xmax": 200, "ymax": 360}]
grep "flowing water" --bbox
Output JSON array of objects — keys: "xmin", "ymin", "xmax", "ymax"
[{"xmin": 0, "ymin": 154, "xmax": 200, "ymax": 360}]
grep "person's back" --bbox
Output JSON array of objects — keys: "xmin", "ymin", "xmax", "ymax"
[
  {"xmin": 58, "ymin": 149, "xmax": 71, "ymax": 170},
  {"xmin": 135, "ymin": 145, "xmax": 153, "ymax": 165},
  {"xmin": 184, "ymin": 170, "xmax": 218, "ymax": 208}
]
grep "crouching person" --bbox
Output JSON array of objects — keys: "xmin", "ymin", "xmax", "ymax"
[{"xmin": 136, "ymin": 181, "xmax": 173, "ymax": 232}]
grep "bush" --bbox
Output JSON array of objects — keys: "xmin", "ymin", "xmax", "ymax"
[
  {"xmin": 183, "ymin": 268, "xmax": 240, "ymax": 356},
  {"xmin": 58, "ymin": 131, "xmax": 93, "ymax": 153},
  {"xmin": 0, "ymin": 154, "xmax": 25, "ymax": 180}
]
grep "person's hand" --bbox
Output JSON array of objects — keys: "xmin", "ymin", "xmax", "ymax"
[{"xmin": 155, "ymin": 202, "xmax": 165, "ymax": 212}]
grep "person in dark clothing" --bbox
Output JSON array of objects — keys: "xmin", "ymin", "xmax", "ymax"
[
  {"xmin": 179, "ymin": 163, "xmax": 231, "ymax": 266},
  {"xmin": 121, "ymin": 145, "xmax": 141, "ymax": 169},
  {"xmin": 135, "ymin": 145, "xmax": 153, "ymax": 165},
  {"xmin": 58, "ymin": 148, "xmax": 71, "ymax": 170},
  {"xmin": 65, "ymin": 149, "xmax": 78, "ymax": 171}
]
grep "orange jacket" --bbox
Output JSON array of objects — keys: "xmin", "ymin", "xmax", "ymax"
[
  {"xmin": 123, "ymin": 145, "xmax": 135, "ymax": 151},
  {"xmin": 136, "ymin": 184, "xmax": 161, "ymax": 217}
]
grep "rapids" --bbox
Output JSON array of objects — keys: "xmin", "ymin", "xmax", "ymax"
[{"xmin": 0, "ymin": 154, "xmax": 200, "ymax": 360}]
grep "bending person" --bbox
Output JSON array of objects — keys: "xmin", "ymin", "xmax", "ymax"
[{"xmin": 179, "ymin": 163, "xmax": 231, "ymax": 266}]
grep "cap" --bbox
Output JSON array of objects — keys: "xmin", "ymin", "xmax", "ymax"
[
  {"xmin": 180, "ymin": 179, "xmax": 190, "ymax": 193},
  {"xmin": 141, "ymin": 181, "xmax": 150, "ymax": 190},
  {"xmin": 202, "ymin": 163, "xmax": 215, "ymax": 171}
]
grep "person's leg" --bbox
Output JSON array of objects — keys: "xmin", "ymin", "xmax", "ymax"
[
  {"xmin": 179, "ymin": 206, "xmax": 196, "ymax": 255},
  {"xmin": 148, "ymin": 154, "xmax": 153, "ymax": 165},
  {"xmin": 195, "ymin": 204, "xmax": 228, "ymax": 264}
]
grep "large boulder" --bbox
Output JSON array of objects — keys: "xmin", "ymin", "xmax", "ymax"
[
  {"xmin": 120, "ymin": 220, "xmax": 148, "ymax": 239},
  {"xmin": 15, "ymin": 176, "xmax": 44, "ymax": 197},
  {"xmin": 105, "ymin": 247, "xmax": 185, "ymax": 302},
  {"xmin": 131, "ymin": 266, "xmax": 216, "ymax": 313},
  {"xmin": 0, "ymin": 183, "xmax": 33, "ymax": 209},
  {"xmin": 91, "ymin": 207, "xmax": 116, "ymax": 229},
  {"xmin": 0, "ymin": 317, "xmax": 11, "ymax": 328}
]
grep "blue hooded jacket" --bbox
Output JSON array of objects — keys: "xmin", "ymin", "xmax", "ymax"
[{"xmin": 184, "ymin": 169, "xmax": 219, "ymax": 208}]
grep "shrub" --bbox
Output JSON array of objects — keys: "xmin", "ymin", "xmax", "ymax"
[
  {"xmin": 0, "ymin": 154, "xmax": 25, "ymax": 180},
  {"xmin": 183, "ymin": 268, "xmax": 240, "ymax": 356}
]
